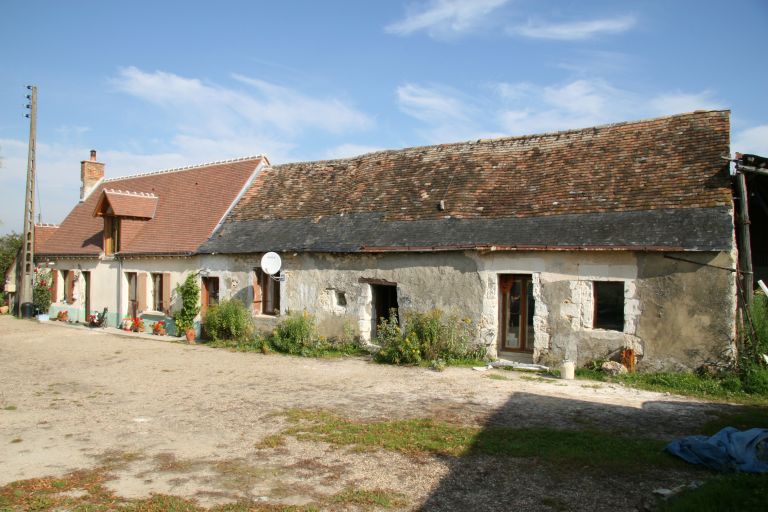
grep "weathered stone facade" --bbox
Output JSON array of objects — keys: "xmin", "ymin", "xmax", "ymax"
[{"xmin": 211, "ymin": 248, "xmax": 737, "ymax": 371}]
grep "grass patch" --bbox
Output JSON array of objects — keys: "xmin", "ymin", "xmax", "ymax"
[
  {"xmin": 0, "ymin": 466, "xmax": 339, "ymax": 511},
  {"xmin": 256, "ymin": 433, "xmax": 286, "ymax": 449},
  {"xmin": 575, "ymin": 369, "xmax": 768, "ymax": 406},
  {"xmin": 658, "ymin": 473, "xmax": 768, "ymax": 512},
  {"xmin": 700, "ymin": 407, "xmax": 768, "ymax": 435},
  {"xmin": 331, "ymin": 487, "xmax": 407, "ymax": 508},
  {"xmin": 3, "ymin": 405, "xmax": 17, "ymax": 411},
  {"xmin": 275, "ymin": 408, "xmax": 678, "ymax": 473},
  {"xmin": 10, "ymin": 438, "xmax": 22, "ymax": 443},
  {"xmin": 486, "ymin": 373, "xmax": 510, "ymax": 381}
]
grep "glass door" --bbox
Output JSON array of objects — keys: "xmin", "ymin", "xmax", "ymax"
[{"xmin": 499, "ymin": 274, "xmax": 535, "ymax": 352}]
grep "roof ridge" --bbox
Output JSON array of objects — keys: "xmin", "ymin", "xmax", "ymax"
[
  {"xmin": 104, "ymin": 189, "xmax": 158, "ymax": 198},
  {"xmin": 34, "ymin": 223, "xmax": 59, "ymax": 228},
  {"xmin": 103, "ymin": 155, "xmax": 265, "ymax": 182},
  {"xmin": 271, "ymin": 110, "xmax": 730, "ymax": 168}
]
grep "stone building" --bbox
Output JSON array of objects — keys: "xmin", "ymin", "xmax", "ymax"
[{"xmin": 200, "ymin": 110, "xmax": 736, "ymax": 370}]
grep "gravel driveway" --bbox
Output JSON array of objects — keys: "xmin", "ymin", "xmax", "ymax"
[{"xmin": 0, "ymin": 316, "xmax": 731, "ymax": 510}]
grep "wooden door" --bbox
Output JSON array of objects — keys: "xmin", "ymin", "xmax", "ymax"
[
  {"xmin": 82, "ymin": 271, "xmax": 91, "ymax": 320},
  {"xmin": 126, "ymin": 272, "xmax": 138, "ymax": 318},
  {"xmin": 499, "ymin": 274, "xmax": 535, "ymax": 352}
]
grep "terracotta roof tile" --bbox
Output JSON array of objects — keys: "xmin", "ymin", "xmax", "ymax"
[
  {"xmin": 229, "ymin": 111, "xmax": 732, "ymax": 224},
  {"xmin": 39, "ymin": 157, "xmax": 264, "ymax": 256},
  {"xmin": 94, "ymin": 190, "xmax": 159, "ymax": 219},
  {"xmin": 203, "ymin": 111, "xmax": 733, "ymax": 253}
]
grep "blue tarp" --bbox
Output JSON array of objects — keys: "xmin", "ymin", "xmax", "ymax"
[{"xmin": 666, "ymin": 427, "xmax": 768, "ymax": 473}]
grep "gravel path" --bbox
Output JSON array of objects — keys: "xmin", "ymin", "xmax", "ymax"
[{"xmin": 0, "ymin": 315, "xmax": 730, "ymax": 510}]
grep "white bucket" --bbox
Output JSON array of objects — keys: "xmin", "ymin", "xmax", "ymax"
[{"xmin": 561, "ymin": 360, "xmax": 575, "ymax": 380}]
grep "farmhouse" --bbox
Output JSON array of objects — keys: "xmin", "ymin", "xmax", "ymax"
[
  {"xmin": 199, "ymin": 110, "xmax": 736, "ymax": 370},
  {"xmin": 35, "ymin": 151, "xmax": 267, "ymax": 334}
]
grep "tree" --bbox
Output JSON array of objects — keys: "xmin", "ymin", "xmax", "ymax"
[{"xmin": 0, "ymin": 232, "xmax": 22, "ymax": 290}]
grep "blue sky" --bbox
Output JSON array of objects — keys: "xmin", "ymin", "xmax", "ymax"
[{"xmin": 1, "ymin": 0, "xmax": 767, "ymax": 234}]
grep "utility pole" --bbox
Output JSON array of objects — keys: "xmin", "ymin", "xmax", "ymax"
[
  {"xmin": 735, "ymin": 155, "xmax": 754, "ymax": 311},
  {"xmin": 19, "ymin": 85, "xmax": 37, "ymax": 318}
]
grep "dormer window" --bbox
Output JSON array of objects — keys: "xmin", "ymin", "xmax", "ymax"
[
  {"xmin": 93, "ymin": 189, "xmax": 158, "ymax": 257},
  {"xmin": 104, "ymin": 216, "xmax": 121, "ymax": 256}
]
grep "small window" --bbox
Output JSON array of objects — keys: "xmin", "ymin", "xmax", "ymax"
[
  {"xmin": 255, "ymin": 268, "xmax": 280, "ymax": 315},
  {"xmin": 336, "ymin": 291, "xmax": 347, "ymax": 307},
  {"xmin": 593, "ymin": 281, "xmax": 624, "ymax": 331},
  {"xmin": 104, "ymin": 216, "xmax": 121, "ymax": 256}
]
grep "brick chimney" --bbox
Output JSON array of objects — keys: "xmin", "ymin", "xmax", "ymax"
[{"xmin": 80, "ymin": 149, "xmax": 104, "ymax": 201}]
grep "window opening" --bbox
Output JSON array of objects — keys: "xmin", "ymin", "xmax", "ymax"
[
  {"xmin": 104, "ymin": 216, "xmax": 120, "ymax": 255},
  {"xmin": 593, "ymin": 281, "xmax": 625, "ymax": 331},
  {"xmin": 255, "ymin": 268, "xmax": 280, "ymax": 315},
  {"xmin": 152, "ymin": 273, "xmax": 164, "ymax": 312}
]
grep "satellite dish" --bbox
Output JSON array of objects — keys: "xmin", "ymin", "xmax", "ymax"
[{"xmin": 260, "ymin": 252, "xmax": 282, "ymax": 275}]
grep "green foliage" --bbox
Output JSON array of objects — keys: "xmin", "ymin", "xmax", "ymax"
[
  {"xmin": 203, "ymin": 300, "xmax": 253, "ymax": 342},
  {"xmin": 659, "ymin": 473, "xmax": 768, "ymax": 512},
  {"xmin": 572, "ymin": 368, "xmax": 768, "ymax": 405},
  {"xmin": 32, "ymin": 268, "xmax": 52, "ymax": 314},
  {"xmin": 374, "ymin": 309, "xmax": 487, "ymax": 365},
  {"xmin": 745, "ymin": 292, "xmax": 768, "ymax": 362},
  {"xmin": 172, "ymin": 273, "xmax": 200, "ymax": 332},
  {"xmin": 267, "ymin": 310, "xmax": 363, "ymax": 357},
  {"xmin": 276, "ymin": 408, "xmax": 674, "ymax": 472},
  {"xmin": 0, "ymin": 232, "xmax": 22, "ymax": 291}
]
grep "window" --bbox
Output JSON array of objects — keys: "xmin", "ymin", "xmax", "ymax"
[
  {"xmin": 152, "ymin": 273, "xmax": 171, "ymax": 313},
  {"xmin": 593, "ymin": 281, "xmax": 625, "ymax": 331},
  {"xmin": 202, "ymin": 276, "xmax": 219, "ymax": 314},
  {"xmin": 104, "ymin": 216, "xmax": 120, "ymax": 256},
  {"xmin": 62, "ymin": 270, "xmax": 75, "ymax": 304},
  {"xmin": 254, "ymin": 268, "xmax": 280, "ymax": 315}
]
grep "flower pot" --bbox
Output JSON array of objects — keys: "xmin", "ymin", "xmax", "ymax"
[
  {"xmin": 185, "ymin": 328, "xmax": 196, "ymax": 343},
  {"xmin": 154, "ymin": 328, "xmax": 166, "ymax": 336}
]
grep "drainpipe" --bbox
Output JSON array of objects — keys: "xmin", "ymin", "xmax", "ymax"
[{"xmin": 116, "ymin": 255, "xmax": 123, "ymax": 327}]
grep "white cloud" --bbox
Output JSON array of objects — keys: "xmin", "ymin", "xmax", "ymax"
[
  {"xmin": 324, "ymin": 144, "xmax": 386, "ymax": 159},
  {"xmin": 385, "ymin": 0, "xmax": 509, "ymax": 38},
  {"xmin": 399, "ymin": 78, "xmax": 725, "ymax": 143},
  {"xmin": 733, "ymin": 125, "xmax": 768, "ymax": 157},
  {"xmin": 112, "ymin": 67, "xmax": 372, "ymax": 137},
  {"xmin": 395, "ymin": 84, "xmax": 504, "ymax": 142},
  {"xmin": 396, "ymin": 83, "xmax": 471, "ymax": 124},
  {"xmin": 510, "ymin": 16, "xmax": 636, "ymax": 40},
  {"xmin": 648, "ymin": 91, "xmax": 722, "ymax": 116}
]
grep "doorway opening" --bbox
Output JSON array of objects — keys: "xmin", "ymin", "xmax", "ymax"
[
  {"xmin": 371, "ymin": 283, "xmax": 399, "ymax": 338},
  {"xmin": 499, "ymin": 274, "xmax": 535, "ymax": 353}
]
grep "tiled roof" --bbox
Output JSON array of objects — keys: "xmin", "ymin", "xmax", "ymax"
[
  {"xmin": 34, "ymin": 224, "xmax": 59, "ymax": 252},
  {"xmin": 39, "ymin": 157, "xmax": 265, "ymax": 256},
  {"xmin": 94, "ymin": 190, "xmax": 159, "ymax": 219},
  {"xmin": 201, "ymin": 111, "xmax": 733, "ymax": 254}
]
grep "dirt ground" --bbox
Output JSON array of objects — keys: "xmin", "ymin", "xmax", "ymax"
[{"xmin": 0, "ymin": 315, "xmax": 735, "ymax": 511}]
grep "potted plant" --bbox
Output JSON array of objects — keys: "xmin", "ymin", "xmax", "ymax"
[
  {"xmin": 131, "ymin": 316, "xmax": 145, "ymax": 332},
  {"xmin": 121, "ymin": 317, "xmax": 132, "ymax": 330},
  {"xmin": 152, "ymin": 320, "xmax": 166, "ymax": 336},
  {"xmin": 173, "ymin": 273, "xmax": 200, "ymax": 343}
]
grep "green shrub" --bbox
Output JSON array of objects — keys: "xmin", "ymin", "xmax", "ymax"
[
  {"xmin": 742, "ymin": 365, "xmax": 768, "ymax": 395},
  {"xmin": 374, "ymin": 309, "xmax": 486, "ymax": 365},
  {"xmin": 203, "ymin": 300, "xmax": 253, "ymax": 342},
  {"xmin": 268, "ymin": 311, "xmax": 363, "ymax": 357},
  {"xmin": 172, "ymin": 273, "xmax": 200, "ymax": 333},
  {"xmin": 32, "ymin": 269, "xmax": 52, "ymax": 314},
  {"xmin": 270, "ymin": 310, "xmax": 318, "ymax": 355},
  {"xmin": 746, "ymin": 292, "xmax": 768, "ymax": 362}
]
